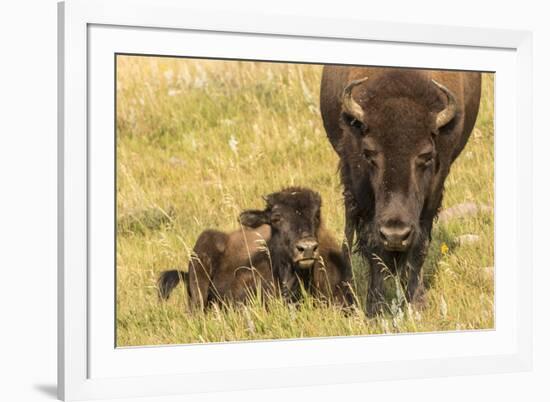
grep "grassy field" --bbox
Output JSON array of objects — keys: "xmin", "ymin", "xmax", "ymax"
[{"xmin": 116, "ymin": 55, "xmax": 494, "ymax": 347}]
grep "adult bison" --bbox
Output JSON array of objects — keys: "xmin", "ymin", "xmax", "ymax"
[
  {"xmin": 158, "ymin": 187, "xmax": 354, "ymax": 309},
  {"xmin": 320, "ymin": 66, "xmax": 482, "ymax": 316}
]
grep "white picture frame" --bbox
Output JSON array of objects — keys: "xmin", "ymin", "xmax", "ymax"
[{"xmin": 58, "ymin": 0, "xmax": 533, "ymax": 400}]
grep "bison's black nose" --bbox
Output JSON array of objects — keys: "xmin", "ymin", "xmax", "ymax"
[
  {"xmin": 379, "ymin": 225, "xmax": 413, "ymax": 251},
  {"xmin": 295, "ymin": 238, "xmax": 319, "ymax": 259}
]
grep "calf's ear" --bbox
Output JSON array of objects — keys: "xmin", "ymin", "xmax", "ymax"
[{"xmin": 239, "ymin": 209, "xmax": 270, "ymax": 228}]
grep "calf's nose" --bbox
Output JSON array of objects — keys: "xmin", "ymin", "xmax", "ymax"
[
  {"xmin": 295, "ymin": 238, "xmax": 319, "ymax": 259},
  {"xmin": 379, "ymin": 225, "xmax": 413, "ymax": 251}
]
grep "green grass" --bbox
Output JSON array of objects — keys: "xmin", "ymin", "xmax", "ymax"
[{"xmin": 116, "ymin": 56, "xmax": 494, "ymax": 346}]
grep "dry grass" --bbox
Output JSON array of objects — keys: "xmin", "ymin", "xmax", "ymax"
[{"xmin": 116, "ymin": 55, "xmax": 494, "ymax": 346}]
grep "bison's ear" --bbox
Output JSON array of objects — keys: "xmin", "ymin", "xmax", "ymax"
[{"xmin": 239, "ymin": 209, "xmax": 270, "ymax": 228}]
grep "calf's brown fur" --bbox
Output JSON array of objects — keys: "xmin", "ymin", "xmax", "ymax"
[{"xmin": 158, "ymin": 187, "xmax": 354, "ymax": 310}]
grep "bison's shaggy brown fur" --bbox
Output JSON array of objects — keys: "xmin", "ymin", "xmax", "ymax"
[{"xmin": 320, "ymin": 66, "xmax": 481, "ymax": 315}]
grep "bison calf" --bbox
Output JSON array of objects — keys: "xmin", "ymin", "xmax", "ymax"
[{"xmin": 158, "ymin": 187, "xmax": 354, "ymax": 309}]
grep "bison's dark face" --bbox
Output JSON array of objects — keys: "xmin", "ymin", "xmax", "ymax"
[
  {"xmin": 339, "ymin": 77, "xmax": 457, "ymax": 253},
  {"xmin": 239, "ymin": 187, "xmax": 322, "ymax": 271}
]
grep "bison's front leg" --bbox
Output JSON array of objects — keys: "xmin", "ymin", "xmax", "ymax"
[
  {"xmin": 366, "ymin": 256, "xmax": 386, "ymax": 316},
  {"xmin": 405, "ymin": 264, "xmax": 426, "ymax": 309},
  {"xmin": 405, "ymin": 240, "xmax": 430, "ymax": 309},
  {"xmin": 342, "ymin": 190, "xmax": 358, "ymax": 267}
]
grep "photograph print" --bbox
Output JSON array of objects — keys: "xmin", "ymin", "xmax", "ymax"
[{"xmin": 116, "ymin": 55, "xmax": 494, "ymax": 346}]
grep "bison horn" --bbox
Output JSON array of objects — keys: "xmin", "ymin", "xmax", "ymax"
[
  {"xmin": 432, "ymin": 79, "xmax": 457, "ymax": 131},
  {"xmin": 342, "ymin": 77, "xmax": 368, "ymax": 121}
]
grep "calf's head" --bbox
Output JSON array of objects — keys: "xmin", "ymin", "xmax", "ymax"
[
  {"xmin": 239, "ymin": 187, "xmax": 322, "ymax": 274},
  {"xmin": 339, "ymin": 74, "xmax": 457, "ymax": 252}
]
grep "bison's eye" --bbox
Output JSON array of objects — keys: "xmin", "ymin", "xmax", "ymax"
[
  {"xmin": 343, "ymin": 113, "xmax": 367, "ymax": 134},
  {"xmin": 417, "ymin": 152, "xmax": 434, "ymax": 168},
  {"xmin": 363, "ymin": 149, "xmax": 378, "ymax": 167}
]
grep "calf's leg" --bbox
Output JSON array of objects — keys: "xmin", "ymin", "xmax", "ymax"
[{"xmin": 187, "ymin": 230, "xmax": 227, "ymax": 311}]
